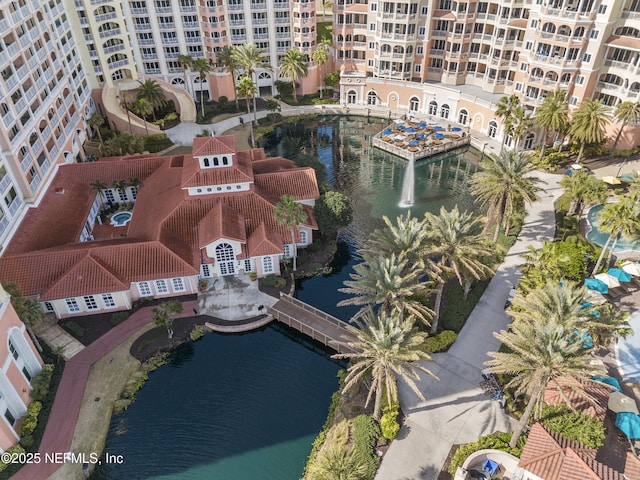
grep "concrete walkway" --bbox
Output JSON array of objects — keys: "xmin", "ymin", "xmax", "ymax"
[
  {"xmin": 32, "ymin": 323, "xmax": 85, "ymax": 360},
  {"xmin": 375, "ymin": 171, "xmax": 564, "ymax": 480},
  {"xmin": 197, "ymin": 274, "xmax": 277, "ymax": 320}
]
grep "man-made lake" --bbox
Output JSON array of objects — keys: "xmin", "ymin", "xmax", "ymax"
[{"xmin": 95, "ymin": 116, "xmax": 479, "ymax": 479}]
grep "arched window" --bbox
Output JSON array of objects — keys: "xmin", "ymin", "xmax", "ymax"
[
  {"xmin": 262, "ymin": 256, "xmax": 274, "ymax": 274},
  {"xmin": 347, "ymin": 90, "xmax": 357, "ymax": 104},
  {"xmin": 222, "ymin": 156, "xmax": 229, "ymax": 165},
  {"xmin": 440, "ymin": 104, "xmax": 450, "ymax": 119},
  {"xmin": 215, "ymin": 243, "xmax": 236, "ymax": 276},
  {"xmin": 213, "ymin": 157, "xmax": 219, "ymax": 166},
  {"xmin": 300, "ymin": 230, "xmax": 308, "ymax": 244},
  {"xmin": 488, "ymin": 120, "xmax": 498, "ymax": 138},
  {"xmin": 524, "ymin": 133, "xmax": 535, "ymax": 150},
  {"xmin": 367, "ymin": 91, "xmax": 378, "ymax": 105},
  {"xmin": 203, "ymin": 157, "xmax": 210, "ymax": 167},
  {"xmin": 409, "ymin": 97, "xmax": 420, "ymax": 111},
  {"xmin": 428, "ymin": 100, "xmax": 438, "ymax": 115},
  {"xmin": 458, "ymin": 109, "xmax": 468, "ymax": 125}
]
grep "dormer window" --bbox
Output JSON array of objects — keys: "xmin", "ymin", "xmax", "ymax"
[{"xmin": 198, "ymin": 154, "xmax": 234, "ymax": 169}]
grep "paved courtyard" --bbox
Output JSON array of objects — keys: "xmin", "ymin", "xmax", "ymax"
[{"xmin": 197, "ymin": 274, "xmax": 277, "ymax": 321}]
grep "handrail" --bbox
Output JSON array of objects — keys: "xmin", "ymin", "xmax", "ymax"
[{"xmin": 279, "ymin": 293, "xmax": 348, "ymax": 330}]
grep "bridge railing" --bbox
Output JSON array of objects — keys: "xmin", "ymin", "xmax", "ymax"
[{"xmin": 279, "ymin": 293, "xmax": 349, "ymax": 331}]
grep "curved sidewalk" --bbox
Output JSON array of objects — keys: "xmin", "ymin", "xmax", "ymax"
[
  {"xmin": 12, "ymin": 300, "xmax": 197, "ymax": 480},
  {"xmin": 375, "ymin": 171, "xmax": 564, "ymax": 480}
]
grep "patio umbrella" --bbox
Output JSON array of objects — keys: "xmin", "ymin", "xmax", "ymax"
[
  {"xmin": 610, "ymin": 391, "xmax": 640, "ymax": 415},
  {"xmin": 616, "ymin": 412, "xmax": 640, "ymax": 439},
  {"xmin": 394, "ymin": 118, "xmax": 404, "ymax": 124},
  {"xmin": 602, "ymin": 176, "xmax": 623, "ymax": 185},
  {"xmin": 622, "ymin": 261, "xmax": 640, "ymax": 277},
  {"xmin": 432, "ymin": 125, "xmax": 443, "ymax": 131},
  {"xmin": 584, "ymin": 278, "xmax": 608, "ymax": 294},
  {"xmin": 408, "ymin": 140, "xmax": 419, "ymax": 146},
  {"xmin": 394, "ymin": 135, "xmax": 405, "ymax": 141},
  {"xmin": 396, "ymin": 125, "xmax": 405, "ymax": 130},
  {"xmin": 451, "ymin": 127, "xmax": 462, "ymax": 132},
  {"xmin": 621, "ymin": 173, "xmax": 636, "ymax": 183},
  {"xmin": 608, "ymin": 268, "xmax": 633, "ymax": 283},
  {"xmin": 583, "ymin": 288, "xmax": 608, "ymax": 304},
  {"xmin": 416, "ymin": 133, "xmax": 426, "ymax": 139},
  {"xmin": 594, "ymin": 273, "xmax": 621, "ymax": 289},
  {"xmin": 405, "ymin": 127, "xmax": 417, "ymax": 133},
  {"xmin": 382, "ymin": 129, "xmax": 393, "ymax": 135},
  {"xmin": 591, "ymin": 375, "xmax": 622, "ymax": 392},
  {"xmin": 417, "ymin": 122, "xmax": 427, "ymax": 128},
  {"xmin": 434, "ymin": 133, "xmax": 445, "ymax": 139}
]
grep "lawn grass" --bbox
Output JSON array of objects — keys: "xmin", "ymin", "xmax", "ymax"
[
  {"xmin": 440, "ymin": 280, "xmax": 490, "ymax": 333},
  {"xmin": 317, "ymin": 22, "xmax": 332, "ymax": 42}
]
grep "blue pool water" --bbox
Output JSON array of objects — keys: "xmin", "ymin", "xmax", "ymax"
[
  {"xmin": 586, "ymin": 204, "xmax": 640, "ymax": 252},
  {"xmin": 111, "ymin": 211, "xmax": 132, "ymax": 226}
]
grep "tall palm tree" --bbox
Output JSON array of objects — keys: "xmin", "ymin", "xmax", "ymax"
[
  {"xmin": 89, "ymin": 179, "xmax": 108, "ymax": 205},
  {"xmin": 274, "ymin": 195, "xmax": 308, "ymax": 271},
  {"xmin": 333, "ymin": 309, "xmax": 438, "ymax": 420},
  {"xmin": 363, "ymin": 212, "xmax": 428, "ymax": 266},
  {"xmin": 131, "ymin": 98, "xmax": 153, "ymax": 135},
  {"xmin": 87, "ymin": 114, "xmax": 105, "ymax": 148},
  {"xmin": 559, "ymin": 170, "xmax": 607, "ymax": 216},
  {"xmin": 534, "ymin": 90, "xmax": 569, "ymax": 161},
  {"xmin": 311, "ymin": 43, "xmax": 330, "ymax": 99},
  {"xmin": 469, "ymin": 150, "xmax": 543, "ymax": 242},
  {"xmin": 236, "ymin": 76, "xmax": 257, "ymax": 147},
  {"xmin": 338, "ymin": 253, "xmax": 434, "ymax": 325},
  {"xmin": 610, "ymin": 101, "xmax": 640, "ymax": 156},
  {"xmin": 117, "ymin": 91, "xmax": 133, "ymax": 133},
  {"xmin": 216, "ymin": 45, "xmax": 240, "ymax": 110},
  {"xmin": 591, "ymin": 193, "xmax": 640, "ymax": 274},
  {"xmin": 485, "ymin": 318, "xmax": 606, "ymax": 448},
  {"xmin": 510, "ymin": 106, "xmax": 534, "ymax": 151},
  {"xmin": 308, "ymin": 446, "xmax": 369, "ymax": 480},
  {"xmin": 495, "ymin": 95, "xmax": 521, "ymax": 152},
  {"xmin": 192, "ymin": 58, "xmax": 211, "ymax": 119},
  {"xmin": 177, "ymin": 54, "xmax": 193, "ymax": 96},
  {"xmin": 232, "ymin": 43, "xmax": 272, "ymax": 123},
  {"xmin": 569, "ymin": 99, "xmax": 611, "ymax": 163},
  {"xmin": 280, "ymin": 48, "xmax": 309, "ymax": 103},
  {"xmin": 137, "ymin": 79, "xmax": 167, "ymax": 121},
  {"xmin": 423, "ymin": 206, "xmax": 496, "ymax": 333}
]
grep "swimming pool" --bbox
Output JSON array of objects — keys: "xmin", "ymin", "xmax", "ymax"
[
  {"xmin": 110, "ymin": 211, "xmax": 132, "ymax": 227},
  {"xmin": 586, "ymin": 204, "xmax": 640, "ymax": 252}
]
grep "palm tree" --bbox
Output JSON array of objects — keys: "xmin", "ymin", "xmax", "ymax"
[
  {"xmin": 117, "ymin": 90, "xmax": 133, "ymax": 133},
  {"xmin": 308, "ymin": 447, "xmax": 369, "ymax": 480},
  {"xmin": 338, "ymin": 253, "xmax": 434, "ymax": 325},
  {"xmin": 569, "ymin": 99, "xmax": 611, "ymax": 163},
  {"xmin": 274, "ymin": 194, "xmax": 308, "ymax": 271},
  {"xmin": 485, "ymin": 317, "xmax": 606, "ymax": 448},
  {"xmin": 127, "ymin": 177, "xmax": 142, "ymax": 197},
  {"xmin": 89, "ymin": 179, "xmax": 108, "ymax": 206},
  {"xmin": 311, "ymin": 43, "xmax": 330, "ymax": 99},
  {"xmin": 534, "ymin": 90, "xmax": 569, "ymax": 161},
  {"xmin": 236, "ymin": 76, "xmax": 257, "ymax": 147},
  {"xmin": 560, "ymin": 170, "xmax": 607, "ymax": 216},
  {"xmin": 131, "ymin": 98, "xmax": 153, "ymax": 136},
  {"xmin": 216, "ymin": 45, "xmax": 240, "ymax": 110},
  {"xmin": 610, "ymin": 101, "xmax": 640, "ymax": 156},
  {"xmin": 280, "ymin": 48, "xmax": 309, "ymax": 103},
  {"xmin": 333, "ymin": 309, "xmax": 438, "ymax": 420},
  {"xmin": 511, "ymin": 106, "xmax": 534, "ymax": 151},
  {"xmin": 112, "ymin": 179, "xmax": 127, "ymax": 200},
  {"xmin": 423, "ymin": 206, "xmax": 496, "ymax": 333},
  {"xmin": 363, "ymin": 212, "xmax": 428, "ymax": 266},
  {"xmin": 87, "ymin": 114, "xmax": 105, "ymax": 148},
  {"xmin": 495, "ymin": 95, "xmax": 521, "ymax": 152},
  {"xmin": 232, "ymin": 43, "xmax": 272, "ymax": 123},
  {"xmin": 137, "ymin": 79, "xmax": 167, "ymax": 121},
  {"xmin": 192, "ymin": 58, "xmax": 212, "ymax": 119},
  {"xmin": 177, "ymin": 54, "xmax": 193, "ymax": 96},
  {"xmin": 469, "ymin": 150, "xmax": 543, "ymax": 242},
  {"xmin": 591, "ymin": 193, "xmax": 640, "ymax": 274}
]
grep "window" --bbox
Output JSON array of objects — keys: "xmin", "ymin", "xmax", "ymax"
[
  {"xmin": 515, "ymin": 82, "xmax": 522, "ymax": 91},
  {"xmin": 418, "ymin": 27, "xmax": 426, "ymax": 36},
  {"xmin": 525, "ymin": 42, "xmax": 532, "ymax": 50},
  {"xmin": 172, "ymin": 278, "xmax": 185, "ymax": 292},
  {"xmin": 83, "ymin": 295, "xmax": 99, "ymax": 310},
  {"xmin": 531, "ymin": 19, "xmax": 538, "ymax": 27},
  {"xmin": 22, "ymin": 366, "xmax": 31, "ymax": 382},
  {"xmin": 368, "ymin": 59, "xmax": 374, "ymax": 67},
  {"xmin": 43, "ymin": 302, "xmax": 54, "ymax": 312},
  {"xmin": 368, "ymin": 42, "xmax": 375, "ymax": 49},
  {"xmin": 283, "ymin": 244, "xmax": 292, "ymax": 257},
  {"xmin": 262, "ymin": 256, "xmax": 274, "ymax": 274},
  {"xmin": 65, "ymin": 298, "xmax": 80, "ymax": 313},
  {"xmin": 583, "ymin": 53, "xmax": 591, "ymax": 62},
  {"xmin": 300, "ymin": 230, "xmax": 308, "ymax": 244},
  {"xmin": 590, "ymin": 30, "xmax": 599, "ymax": 39},
  {"xmin": 201, "ymin": 264, "xmax": 212, "ymax": 277},
  {"xmin": 8, "ymin": 340, "xmax": 18, "ymax": 360},
  {"xmin": 102, "ymin": 294, "xmax": 116, "ymax": 308},
  {"xmin": 440, "ymin": 104, "xmax": 450, "ymax": 119},
  {"xmin": 569, "ymin": 96, "xmax": 578, "ymax": 106},
  {"xmin": 216, "ymin": 243, "xmax": 237, "ymax": 276},
  {"xmin": 428, "ymin": 100, "xmax": 438, "ymax": 115},
  {"xmin": 370, "ymin": 3, "xmax": 376, "ymax": 10},
  {"xmin": 597, "ymin": 4, "xmax": 607, "ymax": 13},
  {"xmin": 576, "ymin": 75, "xmax": 585, "ymax": 85},
  {"xmin": 138, "ymin": 282, "xmax": 152, "ymax": 297},
  {"xmin": 369, "ymin": 23, "xmax": 375, "ymax": 31},
  {"xmin": 421, "ymin": 5, "xmax": 428, "ymax": 14},
  {"xmin": 458, "ymin": 109, "xmax": 468, "ymax": 125},
  {"xmin": 4, "ymin": 409, "xmax": 15, "ymax": 426},
  {"xmin": 414, "ymin": 65, "xmax": 422, "ymax": 73},
  {"xmin": 155, "ymin": 280, "xmax": 168, "ymax": 294},
  {"xmin": 488, "ymin": 120, "xmax": 497, "ymax": 138},
  {"xmin": 243, "ymin": 259, "xmax": 253, "ymax": 272}
]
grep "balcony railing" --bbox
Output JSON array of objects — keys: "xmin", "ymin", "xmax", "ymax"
[{"xmin": 99, "ymin": 28, "xmax": 121, "ymax": 38}]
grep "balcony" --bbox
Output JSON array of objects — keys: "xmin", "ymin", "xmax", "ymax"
[
  {"xmin": 622, "ymin": 10, "xmax": 640, "ymax": 19},
  {"xmin": 159, "ymin": 23, "xmax": 176, "ymax": 30},
  {"xmin": 15, "ymin": 97, "xmax": 28, "ymax": 114},
  {"xmin": 275, "ymin": 17, "xmax": 290, "ymax": 23},
  {"xmin": 0, "ymin": 174, "xmax": 12, "ymax": 194},
  {"xmin": 8, "ymin": 197, "xmax": 22, "ymax": 216},
  {"xmin": 20, "ymin": 153, "xmax": 33, "ymax": 172},
  {"xmin": 99, "ymin": 28, "xmax": 121, "ymax": 38},
  {"xmin": 253, "ymin": 18, "xmax": 268, "ymax": 25},
  {"xmin": 228, "ymin": 4, "xmax": 243, "ymax": 11},
  {"xmin": 156, "ymin": 6, "xmax": 173, "ymax": 13},
  {"xmin": 597, "ymin": 81, "xmax": 622, "ymax": 92},
  {"xmin": 2, "ymin": 112, "xmax": 15, "ymax": 129},
  {"xmin": 274, "ymin": 2, "xmax": 290, "ymax": 8},
  {"xmin": 131, "ymin": 7, "xmax": 148, "ymax": 14},
  {"xmin": 36, "ymin": 75, "xmax": 47, "ymax": 89},
  {"xmin": 181, "ymin": 6, "xmax": 197, "ymax": 12},
  {"xmin": 185, "ymin": 37, "xmax": 201, "ymax": 43},
  {"xmin": 95, "ymin": 12, "xmax": 118, "ymax": 23},
  {"xmin": 29, "ymin": 174, "xmax": 41, "ymax": 192},
  {"xmin": 231, "ymin": 35, "xmax": 247, "ymax": 42},
  {"xmin": 135, "ymin": 24, "xmax": 152, "ymax": 31},
  {"xmin": 251, "ymin": 2, "xmax": 267, "ymax": 9}
]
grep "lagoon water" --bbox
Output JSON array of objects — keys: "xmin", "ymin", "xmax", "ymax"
[{"xmin": 95, "ymin": 116, "xmax": 479, "ymax": 479}]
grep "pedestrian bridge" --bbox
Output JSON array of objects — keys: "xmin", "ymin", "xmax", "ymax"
[{"xmin": 267, "ymin": 293, "xmax": 354, "ymax": 354}]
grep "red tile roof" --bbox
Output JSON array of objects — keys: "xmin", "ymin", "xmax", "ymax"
[
  {"xmin": 254, "ymin": 168, "xmax": 320, "ymax": 201},
  {"xmin": 181, "ymin": 152, "xmax": 254, "ymax": 188},
  {"xmin": 519, "ymin": 423, "xmax": 625, "ymax": 480},
  {"xmin": 625, "ymin": 452, "xmax": 640, "ymax": 480},
  {"xmin": 197, "ymin": 203, "xmax": 246, "ymax": 248},
  {"xmin": 251, "ymin": 157, "xmax": 297, "ymax": 174},
  {"xmin": 544, "ymin": 376, "xmax": 611, "ymax": 421},
  {"xmin": 42, "ymin": 256, "xmax": 128, "ymax": 299},
  {"xmin": 192, "ymin": 135, "xmax": 237, "ymax": 156},
  {"xmin": 247, "ymin": 223, "xmax": 283, "ymax": 257}
]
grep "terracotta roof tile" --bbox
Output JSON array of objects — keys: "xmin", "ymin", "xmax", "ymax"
[
  {"xmin": 544, "ymin": 376, "xmax": 611, "ymax": 421},
  {"xmin": 254, "ymin": 168, "xmax": 320, "ymax": 201},
  {"xmin": 181, "ymin": 153, "xmax": 254, "ymax": 188},
  {"xmin": 251, "ymin": 157, "xmax": 297, "ymax": 174},
  {"xmin": 247, "ymin": 223, "xmax": 283, "ymax": 257},
  {"xmin": 197, "ymin": 203, "xmax": 246, "ymax": 248},
  {"xmin": 625, "ymin": 452, "xmax": 640, "ymax": 480},
  {"xmin": 192, "ymin": 136, "xmax": 236, "ymax": 156}
]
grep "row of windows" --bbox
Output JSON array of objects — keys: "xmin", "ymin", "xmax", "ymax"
[
  {"xmin": 138, "ymin": 278, "xmax": 186, "ymax": 297},
  {"xmin": 64, "ymin": 293, "xmax": 116, "ymax": 313}
]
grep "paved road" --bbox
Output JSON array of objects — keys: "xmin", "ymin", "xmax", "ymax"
[{"xmin": 375, "ymin": 171, "xmax": 564, "ymax": 480}]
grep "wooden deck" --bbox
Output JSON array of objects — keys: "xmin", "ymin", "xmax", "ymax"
[{"xmin": 268, "ymin": 294, "xmax": 354, "ymax": 354}]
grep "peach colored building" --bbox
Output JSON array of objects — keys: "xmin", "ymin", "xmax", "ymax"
[{"xmin": 0, "ymin": 285, "xmax": 43, "ymax": 453}]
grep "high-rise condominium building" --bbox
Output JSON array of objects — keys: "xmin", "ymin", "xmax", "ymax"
[{"xmin": 0, "ymin": 0, "xmax": 93, "ymax": 251}]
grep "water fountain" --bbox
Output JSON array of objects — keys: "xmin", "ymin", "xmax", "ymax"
[{"xmin": 399, "ymin": 158, "xmax": 415, "ymax": 207}]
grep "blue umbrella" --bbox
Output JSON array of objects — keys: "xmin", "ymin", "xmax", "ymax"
[
  {"xmin": 408, "ymin": 140, "xmax": 419, "ymax": 146},
  {"xmin": 584, "ymin": 278, "xmax": 608, "ymax": 294},
  {"xmin": 417, "ymin": 122, "xmax": 427, "ymax": 128},
  {"xmin": 416, "ymin": 133, "xmax": 426, "ymax": 139},
  {"xmin": 382, "ymin": 129, "xmax": 393, "ymax": 135},
  {"xmin": 434, "ymin": 133, "xmax": 445, "ymax": 139},
  {"xmin": 432, "ymin": 125, "xmax": 443, "ymax": 131},
  {"xmin": 592, "ymin": 375, "xmax": 622, "ymax": 392},
  {"xmin": 608, "ymin": 268, "xmax": 633, "ymax": 283},
  {"xmin": 406, "ymin": 127, "xmax": 417, "ymax": 133},
  {"xmin": 396, "ymin": 125, "xmax": 405, "ymax": 130},
  {"xmin": 451, "ymin": 127, "xmax": 462, "ymax": 132},
  {"xmin": 616, "ymin": 412, "xmax": 640, "ymax": 439},
  {"xmin": 580, "ymin": 302, "xmax": 593, "ymax": 310},
  {"xmin": 621, "ymin": 173, "xmax": 636, "ymax": 183}
]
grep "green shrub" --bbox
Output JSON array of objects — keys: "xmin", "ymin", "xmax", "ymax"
[
  {"xmin": 0, "ymin": 444, "xmax": 25, "ymax": 472},
  {"xmin": 539, "ymin": 405, "xmax": 605, "ymax": 448},
  {"xmin": 110, "ymin": 311, "xmax": 130, "ymax": 326},
  {"xmin": 20, "ymin": 434, "xmax": 34, "ymax": 447},
  {"xmin": 421, "ymin": 330, "xmax": 457, "ymax": 353},
  {"xmin": 30, "ymin": 364, "xmax": 54, "ymax": 402},
  {"xmin": 380, "ymin": 408, "xmax": 400, "ymax": 440},
  {"xmin": 144, "ymin": 133, "xmax": 173, "ymax": 153},
  {"xmin": 533, "ymin": 151, "xmax": 569, "ymax": 172},
  {"xmin": 64, "ymin": 321, "xmax": 85, "ymax": 338},
  {"xmin": 20, "ymin": 401, "xmax": 42, "ymax": 437},
  {"xmin": 259, "ymin": 275, "xmax": 286, "ymax": 288},
  {"xmin": 133, "ymin": 296, "xmax": 154, "ymax": 308},
  {"xmin": 190, "ymin": 325, "xmax": 207, "ymax": 341},
  {"xmin": 352, "ymin": 415, "xmax": 381, "ymax": 479},
  {"xmin": 448, "ymin": 432, "xmax": 523, "ymax": 475}
]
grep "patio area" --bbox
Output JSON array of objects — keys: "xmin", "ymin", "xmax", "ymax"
[{"xmin": 373, "ymin": 117, "xmax": 471, "ymax": 161}]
